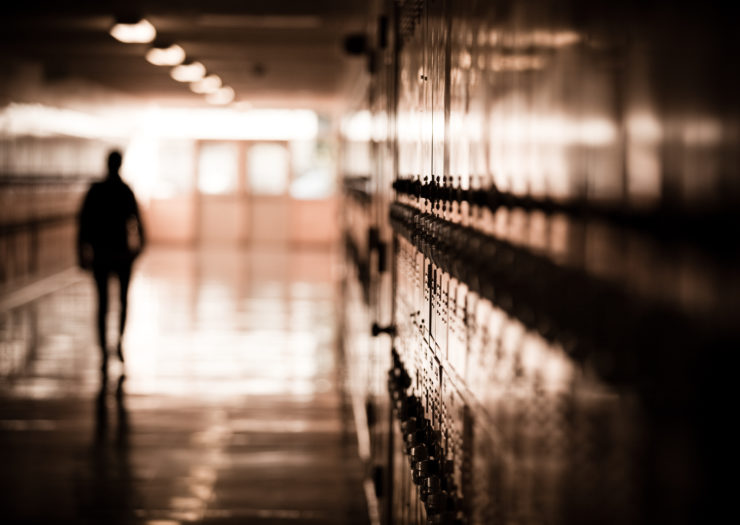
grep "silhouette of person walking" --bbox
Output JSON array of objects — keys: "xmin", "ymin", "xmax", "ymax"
[{"xmin": 78, "ymin": 150, "xmax": 145, "ymax": 375}]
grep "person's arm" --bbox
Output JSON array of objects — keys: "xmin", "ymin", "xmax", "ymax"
[
  {"xmin": 135, "ymin": 198, "xmax": 146, "ymax": 251},
  {"xmin": 128, "ymin": 188, "xmax": 146, "ymax": 254}
]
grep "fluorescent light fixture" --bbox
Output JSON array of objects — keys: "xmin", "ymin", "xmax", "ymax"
[
  {"xmin": 170, "ymin": 61, "xmax": 206, "ymax": 82},
  {"xmin": 206, "ymin": 86, "xmax": 235, "ymax": 105},
  {"xmin": 146, "ymin": 44, "xmax": 185, "ymax": 66},
  {"xmin": 110, "ymin": 18, "xmax": 156, "ymax": 44},
  {"xmin": 190, "ymin": 75, "xmax": 222, "ymax": 94}
]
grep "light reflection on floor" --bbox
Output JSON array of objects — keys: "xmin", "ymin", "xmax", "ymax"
[{"xmin": 0, "ymin": 246, "xmax": 368, "ymax": 524}]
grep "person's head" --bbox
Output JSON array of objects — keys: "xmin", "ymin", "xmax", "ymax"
[{"xmin": 107, "ymin": 150, "xmax": 123, "ymax": 176}]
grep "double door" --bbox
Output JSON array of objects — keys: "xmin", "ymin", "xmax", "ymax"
[{"xmin": 196, "ymin": 141, "xmax": 291, "ymax": 245}]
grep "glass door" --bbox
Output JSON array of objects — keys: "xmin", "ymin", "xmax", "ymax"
[
  {"xmin": 245, "ymin": 142, "xmax": 291, "ymax": 244},
  {"xmin": 196, "ymin": 142, "xmax": 245, "ymax": 245}
]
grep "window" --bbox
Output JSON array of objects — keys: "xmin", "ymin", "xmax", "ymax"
[
  {"xmin": 197, "ymin": 142, "xmax": 238, "ymax": 194},
  {"xmin": 246, "ymin": 143, "xmax": 289, "ymax": 195},
  {"xmin": 289, "ymin": 140, "xmax": 335, "ymax": 199}
]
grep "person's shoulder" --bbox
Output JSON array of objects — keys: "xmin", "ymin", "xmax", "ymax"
[
  {"xmin": 108, "ymin": 178, "xmax": 134, "ymax": 193},
  {"xmin": 120, "ymin": 181, "xmax": 136, "ymax": 196}
]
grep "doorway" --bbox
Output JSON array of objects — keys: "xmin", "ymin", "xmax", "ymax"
[
  {"xmin": 245, "ymin": 142, "xmax": 291, "ymax": 244},
  {"xmin": 196, "ymin": 140, "xmax": 291, "ymax": 245}
]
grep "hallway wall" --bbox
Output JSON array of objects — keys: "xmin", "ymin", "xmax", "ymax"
[
  {"xmin": 0, "ymin": 136, "xmax": 118, "ymax": 289},
  {"xmin": 341, "ymin": 1, "xmax": 738, "ymax": 524}
]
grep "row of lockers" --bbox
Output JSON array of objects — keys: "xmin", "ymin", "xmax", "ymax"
[
  {"xmin": 341, "ymin": 1, "xmax": 736, "ymax": 524},
  {"xmin": 393, "ymin": 0, "xmax": 739, "ymax": 209}
]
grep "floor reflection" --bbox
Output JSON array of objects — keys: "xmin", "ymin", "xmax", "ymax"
[
  {"xmin": 86, "ymin": 373, "xmax": 135, "ymax": 521},
  {"xmin": 0, "ymin": 246, "xmax": 368, "ymax": 524}
]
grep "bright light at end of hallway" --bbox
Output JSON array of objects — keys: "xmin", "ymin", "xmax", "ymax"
[
  {"xmin": 110, "ymin": 18, "xmax": 156, "ymax": 44},
  {"xmin": 139, "ymin": 108, "xmax": 318, "ymax": 140},
  {"xmin": 341, "ymin": 110, "xmax": 371, "ymax": 142},
  {"xmin": 0, "ymin": 103, "xmax": 128, "ymax": 139}
]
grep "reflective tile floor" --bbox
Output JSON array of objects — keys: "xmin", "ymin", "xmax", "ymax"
[{"xmin": 0, "ymin": 247, "xmax": 369, "ymax": 524}]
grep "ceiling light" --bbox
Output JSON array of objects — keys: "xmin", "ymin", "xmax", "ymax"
[
  {"xmin": 190, "ymin": 75, "xmax": 222, "ymax": 94},
  {"xmin": 206, "ymin": 87, "xmax": 235, "ymax": 105},
  {"xmin": 146, "ymin": 44, "xmax": 185, "ymax": 66},
  {"xmin": 170, "ymin": 61, "xmax": 206, "ymax": 82},
  {"xmin": 110, "ymin": 18, "xmax": 156, "ymax": 44}
]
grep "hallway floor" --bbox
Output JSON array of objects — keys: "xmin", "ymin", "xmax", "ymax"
[{"xmin": 0, "ymin": 247, "xmax": 369, "ymax": 524}]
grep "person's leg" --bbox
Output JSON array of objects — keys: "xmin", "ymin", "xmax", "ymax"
[
  {"xmin": 93, "ymin": 266, "xmax": 109, "ymax": 372},
  {"xmin": 116, "ymin": 263, "xmax": 133, "ymax": 362}
]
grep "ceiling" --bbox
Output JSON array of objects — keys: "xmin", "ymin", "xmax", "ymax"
[{"xmin": 0, "ymin": 1, "xmax": 369, "ymax": 111}]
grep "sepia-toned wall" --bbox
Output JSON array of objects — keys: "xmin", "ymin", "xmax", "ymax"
[{"xmin": 0, "ymin": 136, "xmax": 116, "ymax": 288}]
